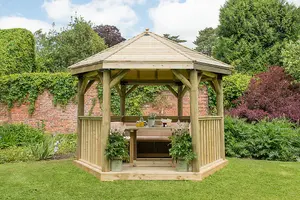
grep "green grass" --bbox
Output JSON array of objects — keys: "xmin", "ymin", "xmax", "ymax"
[{"xmin": 0, "ymin": 158, "xmax": 299, "ymax": 200}]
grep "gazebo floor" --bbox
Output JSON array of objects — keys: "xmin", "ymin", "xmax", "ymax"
[{"xmin": 74, "ymin": 159, "xmax": 228, "ymax": 181}]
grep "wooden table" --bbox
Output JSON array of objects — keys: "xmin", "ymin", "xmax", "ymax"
[{"xmin": 125, "ymin": 126, "xmax": 174, "ymax": 166}]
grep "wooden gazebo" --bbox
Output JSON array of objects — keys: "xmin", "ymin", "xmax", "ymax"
[{"xmin": 69, "ymin": 29, "xmax": 232, "ymax": 181}]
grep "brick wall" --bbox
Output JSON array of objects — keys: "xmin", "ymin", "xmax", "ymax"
[{"xmin": 0, "ymin": 83, "xmax": 208, "ymax": 133}]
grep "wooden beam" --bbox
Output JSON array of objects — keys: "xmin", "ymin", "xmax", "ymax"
[
  {"xmin": 179, "ymin": 85, "xmax": 189, "ymax": 98},
  {"xmin": 166, "ymin": 85, "xmax": 178, "ymax": 97},
  {"xmin": 97, "ymin": 71, "xmax": 103, "ymax": 84},
  {"xmin": 77, "ymin": 76, "xmax": 85, "ymax": 160},
  {"xmin": 84, "ymin": 80, "xmax": 95, "ymax": 94},
  {"xmin": 121, "ymin": 80, "xmax": 181, "ymax": 85},
  {"xmin": 125, "ymin": 85, "xmax": 138, "ymax": 97},
  {"xmin": 212, "ymin": 78, "xmax": 221, "ymax": 94},
  {"xmin": 120, "ymin": 85, "xmax": 126, "ymax": 116},
  {"xmin": 216, "ymin": 77, "xmax": 225, "ymax": 160},
  {"xmin": 101, "ymin": 70, "xmax": 111, "ymax": 172},
  {"xmin": 80, "ymin": 77, "xmax": 89, "ymax": 94},
  {"xmin": 114, "ymin": 85, "xmax": 122, "ymax": 96},
  {"xmin": 172, "ymin": 70, "xmax": 192, "ymax": 89},
  {"xmin": 198, "ymin": 72, "xmax": 203, "ymax": 85},
  {"xmin": 203, "ymin": 71, "xmax": 217, "ymax": 78},
  {"xmin": 190, "ymin": 70, "xmax": 200, "ymax": 172},
  {"xmin": 84, "ymin": 71, "xmax": 98, "ymax": 78},
  {"xmin": 177, "ymin": 85, "xmax": 183, "ymax": 118},
  {"xmin": 110, "ymin": 69, "xmax": 129, "ymax": 88}
]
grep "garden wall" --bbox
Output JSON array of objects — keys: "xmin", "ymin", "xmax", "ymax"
[{"xmin": 0, "ymin": 83, "xmax": 208, "ymax": 133}]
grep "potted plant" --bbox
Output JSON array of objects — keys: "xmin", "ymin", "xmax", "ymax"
[
  {"xmin": 148, "ymin": 113, "xmax": 157, "ymax": 127},
  {"xmin": 169, "ymin": 127, "xmax": 196, "ymax": 172},
  {"xmin": 105, "ymin": 127, "xmax": 129, "ymax": 172}
]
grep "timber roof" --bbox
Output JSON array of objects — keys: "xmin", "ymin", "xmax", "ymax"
[{"xmin": 68, "ymin": 30, "xmax": 232, "ymax": 75}]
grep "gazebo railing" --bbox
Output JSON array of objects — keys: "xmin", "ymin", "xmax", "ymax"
[
  {"xmin": 78, "ymin": 116, "xmax": 102, "ymax": 166},
  {"xmin": 199, "ymin": 116, "xmax": 223, "ymax": 167}
]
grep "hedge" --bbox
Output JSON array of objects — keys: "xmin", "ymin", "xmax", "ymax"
[{"xmin": 0, "ymin": 28, "xmax": 35, "ymax": 75}]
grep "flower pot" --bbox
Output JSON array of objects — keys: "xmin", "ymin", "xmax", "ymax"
[
  {"xmin": 148, "ymin": 119, "xmax": 155, "ymax": 127},
  {"xmin": 110, "ymin": 158, "xmax": 123, "ymax": 172},
  {"xmin": 176, "ymin": 158, "xmax": 189, "ymax": 172}
]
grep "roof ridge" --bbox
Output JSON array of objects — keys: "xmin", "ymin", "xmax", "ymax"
[
  {"xmin": 101, "ymin": 31, "xmax": 146, "ymax": 61},
  {"xmin": 148, "ymin": 32, "xmax": 195, "ymax": 61},
  {"xmin": 149, "ymin": 32, "xmax": 231, "ymax": 67}
]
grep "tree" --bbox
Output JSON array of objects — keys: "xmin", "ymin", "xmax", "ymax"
[
  {"xmin": 282, "ymin": 39, "xmax": 300, "ymax": 82},
  {"xmin": 194, "ymin": 27, "xmax": 217, "ymax": 56},
  {"xmin": 93, "ymin": 25, "xmax": 125, "ymax": 47},
  {"xmin": 35, "ymin": 16, "xmax": 107, "ymax": 72},
  {"xmin": 229, "ymin": 66, "xmax": 300, "ymax": 123},
  {"xmin": 0, "ymin": 28, "xmax": 35, "ymax": 75},
  {"xmin": 213, "ymin": 0, "xmax": 300, "ymax": 74},
  {"xmin": 163, "ymin": 34, "xmax": 187, "ymax": 43}
]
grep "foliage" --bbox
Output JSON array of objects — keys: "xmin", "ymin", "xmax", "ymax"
[
  {"xmin": 30, "ymin": 136, "xmax": 54, "ymax": 161},
  {"xmin": 225, "ymin": 116, "xmax": 300, "ymax": 161},
  {"xmin": 53, "ymin": 134, "xmax": 77, "ymax": 156},
  {"xmin": 214, "ymin": 0, "xmax": 300, "ymax": 74},
  {"xmin": 194, "ymin": 27, "xmax": 217, "ymax": 56},
  {"xmin": 35, "ymin": 16, "xmax": 107, "ymax": 72},
  {"xmin": 230, "ymin": 66, "xmax": 300, "ymax": 123},
  {"xmin": 0, "ymin": 124, "xmax": 45, "ymax": 149},
  {"xmin": 148, "ymin": 113, "xmax": 157, "ymax": 120},
  {"xmin": 0, "ymin": 28, "xmax": 35, "ymax": 75},
  {"xmin": 282, "ymin": 39, "xmax": 300, "ymax": 82},
  {"xmin": 223, "ymin": 73, "xmax": 252, "ymax": 109},
  {"xmin": 169, "ymin": 128, "xmax": 196, "ymax": 163},
  {"xmin": 0, "ymin": 146, "xmax": 33, "ymax": 164},
  {"xmin": 98, "ymin": 85, "xmax": 164, "ymax": 116},
  {"xmin": 105, "ymin": 128, "xmax": 129, "ymax": 160},
  {"xmin": 93, "ymin": 25, "xmax": 125, "ymax": 47},
  {"xmin": 0, "ymin": 73, "xmax": 77, "ymax": 114},
  {"xmin": 163, "ymin": 34, "xmax": 187, "ymax": 43}
]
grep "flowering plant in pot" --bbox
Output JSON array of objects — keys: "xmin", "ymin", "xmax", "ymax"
[
  {"xmin": 105, "ymin": 127, "xmax": 129, "ymax": 172},
  {"xmin": 148, "ymin": 113, "xmax": 157, "ymax": 127},
  {"xmin": 169, "ymin": 126, "xmax": 196, "ymax": 172}
]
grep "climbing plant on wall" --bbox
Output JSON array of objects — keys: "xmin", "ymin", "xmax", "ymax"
[{"xmin": 0, "ymin": 73, "xmax": 78, "ymax": 114}]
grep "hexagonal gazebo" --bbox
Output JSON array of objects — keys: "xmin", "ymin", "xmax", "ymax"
[{"xmin": 69, "ymin": 29, "xmax": 232, "ymax": 181}]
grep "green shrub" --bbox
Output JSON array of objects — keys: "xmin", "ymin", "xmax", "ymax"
[
  {"xmin": 53, "ymin": 134, "xmax": 77, "ymax": 156},
  {"xmin": 225, "ymin": 116, "xmax": 300, "ymax": 161},
  {"xmin": 223, "ymin": 73, "xmax": 251, "ymax": 109},
  {"xmin": 105, "ymin": 129, "xmax": 129, "ymax": 160},
  {"xmin": 0, "ymin": 124, "xmax": 45, "ymax": 149},
  {"xmin": 0, "ymin": 146, "xmax": 33, "ymax": 164},
  {"xmin": 0, "ymin": 73, "xmax": 77, "ymax": 114},
  {"xmin": 30, "ymin": 136, "xmax": 54, "ymax": 160},
  {"xmin": 0, "ymin": 28, "xmax": 35, "ymax": 75},
  {"xmin": 282, "ymin": 39, "xmax": 300, "ymax": 82}
]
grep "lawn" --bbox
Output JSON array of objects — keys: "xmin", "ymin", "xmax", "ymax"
[{"xmin": 0, "ymin": 158, "xmax": 299, "ymax": 200}]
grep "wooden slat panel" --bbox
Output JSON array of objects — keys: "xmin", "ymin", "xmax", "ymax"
[
  {"xmin": 79, "ymin": 118, "xmax": 102, "ymax": 167},
  {"xmin": 199, "ymin": 117, "xmax": 222, "ymax": 167}
]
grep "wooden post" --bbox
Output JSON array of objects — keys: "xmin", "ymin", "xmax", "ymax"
[
  {"xmin": 101, "ymin": 70, "xmax": 111, "ymax": 172},
  {"xmin": 216, "ymin": 76, "xmax": 225, "ymax": 159},
  {"xmin": 177, "ymin": 85, "xmax": 183, "ymax": 119},
  {"xmin": 120, "ymin": 84, "xmax": 126, "ymax": 117},
  {"xmin": 190, "ymin": 70, "xmax": 200, "ymax": 172},
  {"xmin": 77, "ymin": 76, "xmax": 84, "ymax": 160}
]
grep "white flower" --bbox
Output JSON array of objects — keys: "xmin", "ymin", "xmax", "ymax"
[{"xmin": 54, "ymin": 146, "xmax": 59, "ymax": 153}]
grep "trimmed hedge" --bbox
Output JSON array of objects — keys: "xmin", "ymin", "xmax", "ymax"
[
  {"xmin": 225, "ymin": 116, "xmax": 300, "ymax": 161},
  {"xmin": 0, "ymin": 28, "xmax": 35, "ymax": 75},
  {"xmin": 0, "ymin": 73, "xmax": 77, "ymax": 114}
]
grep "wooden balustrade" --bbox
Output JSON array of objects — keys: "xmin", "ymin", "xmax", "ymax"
[
  {"xmin": 198, "ymin": 116, "xmax": 223, "ymax": 167},
  {"xmin": 79, "ymin": 116, "xmax": 102, "ymax": 166}
]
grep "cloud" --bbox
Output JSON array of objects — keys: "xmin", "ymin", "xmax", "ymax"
[
  {"xmin": 149, "ymin": 0, "xmax": 300, "ymax": 48},
  {"xmin": 0, "ymin": 16, "xmax": 52, "ymax": 32},
  {"xmin": 149, "ymin": 0, "xmax": 225, "ymax": 47},
  {"xmin": 287, "ymin": 0, "xmax": 300, "ymax": 6},
  {"xmin": 42, "ymin": 0, "xmax": 144, "ymax": 36}
]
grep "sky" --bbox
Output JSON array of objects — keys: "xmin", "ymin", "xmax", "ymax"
[{"xmin": 0, "ymin": 0, "xmax": 299, "ymax": 47}]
